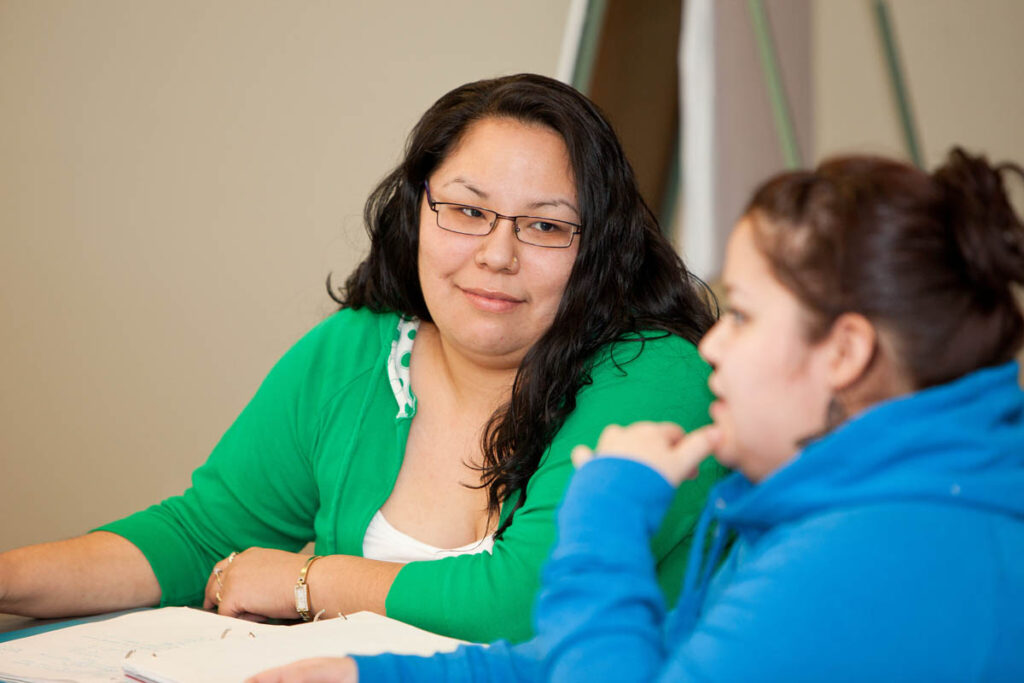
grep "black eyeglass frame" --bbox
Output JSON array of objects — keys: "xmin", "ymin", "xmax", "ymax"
[{"xmin": 423, "ymin": 181, "xmax": 582, "ymax": 249}]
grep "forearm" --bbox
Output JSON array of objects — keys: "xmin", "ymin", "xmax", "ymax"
[
  {"xmin": 536, "ymin": 458, "xmax": 677, "ymax": 683},
  {"xmin": 354, "ymin": 640, "xmax": 542, "ymax": 683},
  {"xmin": 307, "ymin": 555, "xmax": 404, "ymax": 618},
  {"xmin": 0, "ymin": 531, "xmax": 160, "ymax": 618},
  {"xmin": 210, "ymin": 550, "xmax": 404, "ymax": 621}
]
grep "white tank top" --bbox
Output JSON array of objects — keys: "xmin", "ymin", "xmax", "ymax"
[
  {"xmin": 368, "ymin": 316, "xmax": 496, "ymax": 562},
  {"xmin": 362, "ymin": 510, "xmax": 495, "ymax": 563}
]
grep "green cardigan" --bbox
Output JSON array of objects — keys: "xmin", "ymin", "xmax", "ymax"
[{"xmin": 99, "ymin": 308, "xmax": 723, "ymax": 643}]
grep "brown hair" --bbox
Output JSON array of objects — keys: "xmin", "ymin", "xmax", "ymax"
[{"xmin": 745, "ymin": 147, "xmax": 1024, "ymax": 391}]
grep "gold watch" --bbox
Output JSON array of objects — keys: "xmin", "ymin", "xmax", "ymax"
[{"xmin": 294, "ymin": 555, "xmax": 323, "ymax": 621}]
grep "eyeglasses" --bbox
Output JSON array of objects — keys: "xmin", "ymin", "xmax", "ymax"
[{"xmin": 423, "ymin": 181, "xmax": 581, "ymax": 248}]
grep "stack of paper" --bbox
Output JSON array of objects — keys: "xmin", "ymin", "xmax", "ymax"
[{"xmin": 0, "ymin": 607, "xmax": 466, "ymax": 683}]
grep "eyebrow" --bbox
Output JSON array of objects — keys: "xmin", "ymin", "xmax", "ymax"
[
  {"xmin": 441, "ymin": 178, "xmax": 579, "ymax": 216},
  {"xmin": 720, "ymin": 281, "xmax": 740, "ymax": 304}
]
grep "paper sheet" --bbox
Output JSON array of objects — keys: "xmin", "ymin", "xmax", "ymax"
[
  {"xmin": 122, "ymin": 611, "xmax": 466, "ymax": 683},
  {"xmin": 0, "ymin": 607, "xmax": 466, "ymax": 683},
  {"xmin": 0, "ymin": 608, "xmax": 278, "ymax": 682}
]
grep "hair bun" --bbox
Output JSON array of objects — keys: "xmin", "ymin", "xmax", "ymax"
[{"xmin": 933, "ymin": 148, "xmax": 1024, "ymax": 298}]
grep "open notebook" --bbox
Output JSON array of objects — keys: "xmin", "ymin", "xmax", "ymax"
[{"xmin": 0, "ymin": 607, "xmax": 466, "ymax": 683}]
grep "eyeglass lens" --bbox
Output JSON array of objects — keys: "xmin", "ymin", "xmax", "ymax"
[{"xmin": 435, "ymin": 204, "xmax": 577, "ymax": 248}]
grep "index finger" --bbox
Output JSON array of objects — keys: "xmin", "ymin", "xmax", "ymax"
[{"xmin": 671, "ymin": 425, "xmax": 718, "ymax": 480}]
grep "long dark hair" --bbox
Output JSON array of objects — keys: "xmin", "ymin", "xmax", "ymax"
[
  {"xmin": 334, "ymin": 74, "xmax": 715, "ymax": 535},
  {"xmin": 745, "ymin": 147, "xmax": 1024, "ymax": 390}
]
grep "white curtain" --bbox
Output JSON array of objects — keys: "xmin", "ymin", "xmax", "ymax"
[{"xmin": 677, "ymin": 0, "xmax": 812, "ymax": 281}]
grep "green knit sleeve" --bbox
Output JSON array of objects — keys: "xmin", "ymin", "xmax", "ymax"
[
  {"xmin": 96, "ymin": 310, "xmax": 381, "ymax": 606},
  {"xmin": 385, "ymin": 334, "xmax": 720, "ymax": 643}
]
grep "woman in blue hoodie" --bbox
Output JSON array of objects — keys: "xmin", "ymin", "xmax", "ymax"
[{"xmin": 252, "ymin": 148, "xmax": 1024, "ymax": 682}]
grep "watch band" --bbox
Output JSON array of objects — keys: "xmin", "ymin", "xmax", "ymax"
[{"xmin": 294, "ymin": 555, "xmax": 323, "ymax": 621}]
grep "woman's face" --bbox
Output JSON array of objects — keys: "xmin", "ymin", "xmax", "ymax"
[
  {"xmin": 418, "ymin": 117, "xmax": 580, "ymax": 369},
  {"xmin": 698, "ymin": 218, "xmax": 834, "ymax": 481}
]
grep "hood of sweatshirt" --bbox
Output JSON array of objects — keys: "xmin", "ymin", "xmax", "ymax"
[{"xmin": 713, "ymin": 360, "xmax": 1024, "ymax": 533}]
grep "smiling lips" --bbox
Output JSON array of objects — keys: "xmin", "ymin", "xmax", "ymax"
[{"xmin": 460, "ymin": 286, "xmax": 525, "ymax": 313}]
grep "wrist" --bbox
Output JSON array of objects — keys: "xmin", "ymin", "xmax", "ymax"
[{"xmin": 294, "ymin": 554, "xmax": 323, "ymax": 621}]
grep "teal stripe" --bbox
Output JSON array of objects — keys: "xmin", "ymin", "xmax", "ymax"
[
  {"xmin": 571, "ymin": 0, "xmax": 608, "ymax": 94},
  {"xmin": 873, "ymin": 0, "xmax": 924, "ymax": 168},
  {"xmin": 748, "ymin": 0, "xmax": 803, "ymax": 169}
]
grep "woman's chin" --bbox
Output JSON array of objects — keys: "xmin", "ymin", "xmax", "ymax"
[
  {"xmin": 706, "ymin": 414, "xmax": 733, "ymax": 460},
  {"xmin": 708, "ymin": 428, "xmax": 755, "ymax": 477},
  {"xmin": 707, "ymin": 435, "xmax": 736, "ymax": 468},
  {"xmin": 451, "ymin": 331, "xmax": 532, "ymax": 367}
]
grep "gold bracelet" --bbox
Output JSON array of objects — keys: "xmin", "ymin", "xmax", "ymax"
[{"xmin": 294, "ymin": 555, "xmax": 323, "ymax": 621}]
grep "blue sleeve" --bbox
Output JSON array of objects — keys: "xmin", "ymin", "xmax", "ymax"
[
  {"xmin": 532, "ymin": 457, "xmax": 678, "ymax": 683},
  {"xmin": 352, "ymin": 639, "xmax": 542, "ymax": 682}
]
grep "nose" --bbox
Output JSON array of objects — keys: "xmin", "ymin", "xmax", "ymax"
[
  {"xmin": 698, "ymin": 319, "xmax": 724, "ymax": 366},
  {"xmin": 474, "ymin": 216, "xmax": 521, "ymax": 273}
]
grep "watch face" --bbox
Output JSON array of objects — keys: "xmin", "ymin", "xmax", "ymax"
[{"xmin": 295, "ymin": 583, "xmax": 311, "ymax": 616}]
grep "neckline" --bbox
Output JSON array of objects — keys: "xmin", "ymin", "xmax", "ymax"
[{"xmin": 370, "ymin": 510, "xmax": 494, "ymax": 554}]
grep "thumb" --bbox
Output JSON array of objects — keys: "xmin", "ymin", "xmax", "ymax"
[{"xmin": 571, "ymin": 444, "xmax": 594, "ymax": 469}]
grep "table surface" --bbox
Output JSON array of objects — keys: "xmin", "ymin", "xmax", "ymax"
[{"xmin": 0, "ymin": 609, "xmax": 141, "ymax": 642}]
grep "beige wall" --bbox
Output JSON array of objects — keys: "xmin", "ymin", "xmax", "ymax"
[
  {"xmin": 0, "ymin": 1, "xmax": 571, "ymax": 551},
  {"xmin": 814, "ymin": 0, "xmax": 1024, "ymax": 170}
]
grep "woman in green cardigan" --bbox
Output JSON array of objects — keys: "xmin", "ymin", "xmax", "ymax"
[{"xmin": 0, "ymin": 74, "xmax": 723, "ymax": 643}]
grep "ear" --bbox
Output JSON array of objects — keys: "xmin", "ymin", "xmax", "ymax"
[{"xmin": 822, "ymin": 312, "xmax": 877, "ymax": 392}]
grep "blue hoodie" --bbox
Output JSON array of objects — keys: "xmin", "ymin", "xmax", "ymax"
[{"xmin": 355, "ymin": 362, "xmax": 1024, "ymax": 681}]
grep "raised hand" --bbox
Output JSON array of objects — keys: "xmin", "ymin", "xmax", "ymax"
[{"xmin": 571, "ymin": 421, "xmax": 719, "ymax": 486}]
